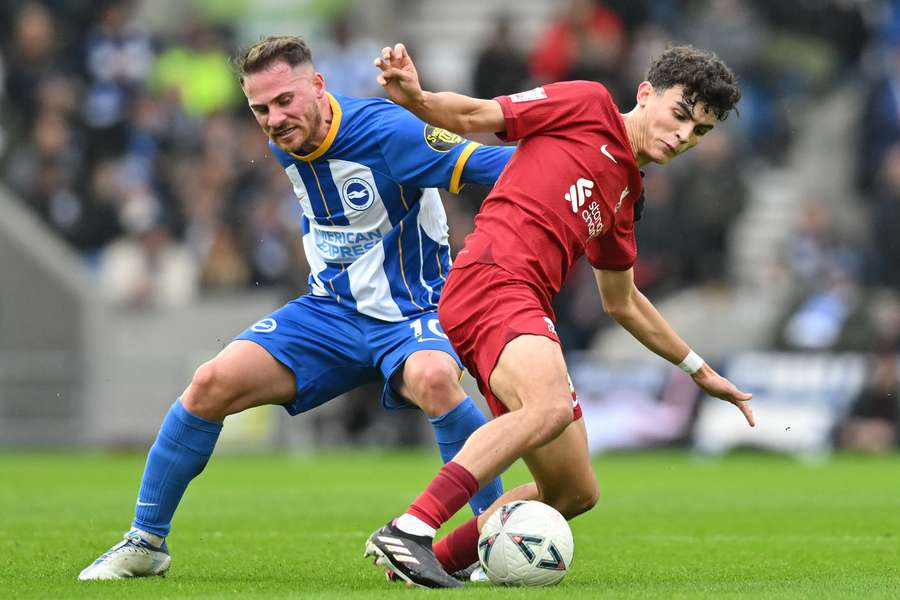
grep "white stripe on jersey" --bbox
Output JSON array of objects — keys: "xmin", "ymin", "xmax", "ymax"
[
  {"xmin": 327, "ymin": 159, "xmax": 391, "ymax": 235},
  {"xmin": 285, "ymin": 164, "xmax": 314, "ymax": 218},
  {"xmin": 348, "ymin": 242, "xmax": 404, "ymax": 321},
  {"xmin": 302, "ymin": 229, "xmax": 329, "ymax": 296},
  {"xmin": 415, "ymin": 189, "xmax": 449, "ymax": 305},
  {"xmin": 417, "ymin": 189, "xmax": 451, "ymax": 252}
]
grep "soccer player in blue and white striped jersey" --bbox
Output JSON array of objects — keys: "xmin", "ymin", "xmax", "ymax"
[{"xmin": 78, "ymin": 36, "xmax": 513, "ymax": 581}]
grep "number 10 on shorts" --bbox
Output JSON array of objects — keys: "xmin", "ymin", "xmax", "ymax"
[{"xmin": 410, "ymin": 317, "xmax": 449, "ymax": 341}]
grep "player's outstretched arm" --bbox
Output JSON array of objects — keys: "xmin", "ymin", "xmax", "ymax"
[
  {"xmin": 594, "ymin": 267, "xmax": 755, "ymax": 427},
  {"xmin": 374, "ymin": 43, "xmax": 505, "ymax": 135}
]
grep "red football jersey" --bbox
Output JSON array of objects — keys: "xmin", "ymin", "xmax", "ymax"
[{"xmin": 452, "ymin": 81, "xmax": 643, "ymax": 309}]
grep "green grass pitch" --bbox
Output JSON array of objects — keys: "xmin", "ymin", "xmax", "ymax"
[{"xmin": 2, "ymin": 450, "xmax": 898, "ymax": 598}]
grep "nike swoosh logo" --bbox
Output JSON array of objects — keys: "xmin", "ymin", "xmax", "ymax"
[
  {"xmin": 136, "ymin": 501, "xmax": 158, "ymax": 507},
  {"xmin": 600, "ymin": 144, "xmax": 617, "ymax": 164}
]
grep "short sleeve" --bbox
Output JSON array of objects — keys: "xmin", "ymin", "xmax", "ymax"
[
  {"xmin": 586, "ymin": 214, "xmax": 637, "ymax": 271},
  {"xmin": 495, "ymin": 81, "xmax": 609, "ymax": 142},
  {"xmin": 376, "ymin": 104, "xmax": 482, "ymax": 192}
]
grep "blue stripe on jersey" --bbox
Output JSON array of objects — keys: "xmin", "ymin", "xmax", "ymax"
[
  {"xmin": 401, "ymin": 185, "xmax": 423, "ymax": 211},
  {"xmin": 419, "ymin": 225, "xmax": 449, "ymax": 305},
  {"xmin": 295, "ymin": 162, "xmax": 350, "ymax": 226},
  {"xmin": 320, "ymin": 263, "xmax": 358, "ymax": 309},
  {"xmin": 382, "ymin": 207, "xmax": 430, "ymax": 316},
  {"xmin": 437, "ymin": 243, "xmax": 452, "ymax": 283},
  {"xmin": 372, "ymin": 170, "xmax": 407, "ymax": 226},
  {"xmin": 301, "ymin": 214, "xmax": 310, "ymax": 234},
  {"xmin": 309, "ymin": 161, "xmax": 351, "ymax": 226},
  {"xmin": 400, "ymin": 209, "xmax": 432, "ymax": 312}
]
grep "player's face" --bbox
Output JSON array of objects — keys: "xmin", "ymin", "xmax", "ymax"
[
  {"xmin": 242, "ymin": 60, "xmax": 326, "ymax": 154},
  {"xmin": 636, "ymin": 83, "xmax": 717, "ymax": 165}
]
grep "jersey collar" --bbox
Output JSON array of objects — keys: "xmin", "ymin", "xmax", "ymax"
[{"xmin": 289, "ymin": 92, "xmax": 342, "ymax": 162}]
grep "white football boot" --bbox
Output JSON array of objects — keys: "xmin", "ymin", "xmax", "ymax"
[
  {"xmin": 78, "ymin": 530, "xmax": 171, "ymax": 580},
  {"xmin": 468, "ymin": 564, "xmax": 489, "ymax": 583}
]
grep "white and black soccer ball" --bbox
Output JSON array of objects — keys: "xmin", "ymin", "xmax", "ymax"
[{"xmin": 477, "ymin": 500, "xmax": 574, "ymax": 586}]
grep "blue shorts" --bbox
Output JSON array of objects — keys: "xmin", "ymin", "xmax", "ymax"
[{"xmin": 234, "ymin": 294, "xmax": 462, "ymax": 415}]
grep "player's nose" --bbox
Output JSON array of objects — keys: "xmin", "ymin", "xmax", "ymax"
[{"xmin": 268, "ymin": 106, "xmax": 286, "ymax": 127}]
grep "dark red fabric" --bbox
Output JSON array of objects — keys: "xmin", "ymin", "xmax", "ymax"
[
  {"xmin": 438, "ymin": 262, "xmax": 584, "ymax": 421},
  {"xmin": 472, "ymin": 80, "xmax": 641, "ymax": 300},
  {"xmin": 434, "ymin": 516, "xmax": 480, "ymax": 574},
  {"xmin": 407, "ymin": 461, "xmax": 479, "ymax": 529}
]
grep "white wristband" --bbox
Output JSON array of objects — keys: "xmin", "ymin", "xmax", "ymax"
[{"xmin": 678, "ymin": 350, "xmax": 704, "ymax": 375}]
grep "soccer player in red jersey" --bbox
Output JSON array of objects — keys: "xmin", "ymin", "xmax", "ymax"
[{"xmin": 364, "ymin": 43, "xmax": 755, "ymax": 588}]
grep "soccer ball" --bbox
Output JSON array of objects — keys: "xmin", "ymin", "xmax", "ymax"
[{"xmin": 477, "ymin": 500, "xmax": 574, "ymax": 586}]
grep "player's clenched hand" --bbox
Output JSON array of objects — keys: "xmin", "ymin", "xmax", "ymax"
[
  {"xmin": 374, "ymin": 43, "xmax": 423, "ymax": 108},
  {"xmin": 691, "ymin": 364, "xmax": 755, "ymax": 427}
]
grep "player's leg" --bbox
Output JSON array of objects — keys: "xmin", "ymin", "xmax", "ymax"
[
  {"xmin": 408, "ymin": 334, "xmax": 575, "ymax": 524},
  {"xmin": 431, "ymin": 337, "xmax": 592, "ymax": 576},
  {"xmin": 130, "ymin": 340, "xmax": 295, "ymax": 538},
  {"xmin": 433, "ymin": 420, "xmax": 596, "ymax": 576},
  {"xmin": 81, "ymin": 296, "xmax": 371, "ymax": 580},
  {"xmin": 366, "ymin": 335, "xmax": 574, "ymax": 587},
  {"xmin": 390, "ymin": 348, "xmax": 503, "ymax": 516},
  {"xmin": 79, "ymin": 340, "xmax": 295, "ymax": 580},
  {"xmin": 377, "ymin": 313, "xmax": 503, "ymax": 516}
]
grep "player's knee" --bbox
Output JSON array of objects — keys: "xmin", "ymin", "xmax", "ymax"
[
  {"xmin": 183, "ymin": 360, "xmax": 235, "ymax": 419},
  {"xmin": 566, "ymin": 482, "xmax": 600, "ymax": 518},
  {"xmin": 545, "ymin": 480, "xmax": 600, "ymax": 520},
  {"xmin": 529, "ymin": 401, "xmax": 574, "ymax": 445},
  {"xmin": 404, "ymin": 356, "xmax": 463, "ymax": 415}
]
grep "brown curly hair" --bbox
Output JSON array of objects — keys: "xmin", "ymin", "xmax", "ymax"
[
  {"xmin": 234, "ymin": 36, "xmax": 313, "ymax": 85},
  {"xmin": 647, "ymin": 45, "xmax": 740, "ymax": 121}
]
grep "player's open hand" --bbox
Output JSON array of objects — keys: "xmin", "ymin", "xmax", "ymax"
[
  {"xmin": 374, "ymin": 43, "xmax": 423, "ymax": 108},
  {"xmin": 691, "ymin": 364, "xmax": 755, "ymax": 427}
]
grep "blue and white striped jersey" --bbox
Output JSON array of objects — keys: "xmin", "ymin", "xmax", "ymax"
[{"xmin": 271, "ymin": 92, "xmax": 514, "ymax": 322}]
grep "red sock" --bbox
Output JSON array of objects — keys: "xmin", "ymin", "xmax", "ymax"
[
  {"xmin": 407, "ymin": 461, "xmax": 479, "ymax": 529},
  {"xmin": 434, "ymin": 516, "xmax": 480, "ymax": 574}
]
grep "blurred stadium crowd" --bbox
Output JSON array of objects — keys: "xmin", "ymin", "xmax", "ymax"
[{"xmin": 0, "ymin": 0, "xmax": 897, "ymax": 448}]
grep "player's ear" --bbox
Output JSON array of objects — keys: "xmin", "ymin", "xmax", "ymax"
[
  {"xmin": 635, "ymin": 81, "xmax": 654, "ymax": 108},
  {"xmin": 313, "ymin": 72, "xmax": 326, "ymax": 97}
]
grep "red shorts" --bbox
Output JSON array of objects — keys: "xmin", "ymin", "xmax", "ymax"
[{"xmin": 438, "ymin": 262, "xmax": 582, "ymax": 420}]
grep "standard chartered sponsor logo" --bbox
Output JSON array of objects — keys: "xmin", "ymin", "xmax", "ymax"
[{"xmin": 315, "ymin": 229, "xmax": 384, "ymax": 259}]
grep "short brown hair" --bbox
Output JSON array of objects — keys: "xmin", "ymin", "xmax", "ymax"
[
  {"xmin": 647, "ymin": 45, "xmax": 740, "ymax": 121},
  {"xmin": 233, "ymin": 35, "xmax": 313, "ymax": 84}
]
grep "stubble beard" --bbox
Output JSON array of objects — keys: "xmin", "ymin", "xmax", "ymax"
[{"xmin": 292, "ymin": 102, "xmax": 323, "ymax": 154}]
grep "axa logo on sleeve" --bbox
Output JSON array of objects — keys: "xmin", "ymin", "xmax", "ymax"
[{"xmin": 564, "ymin": 177, "xmax": 603, "ymax": 239}]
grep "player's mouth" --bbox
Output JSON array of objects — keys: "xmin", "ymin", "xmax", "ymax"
[
  {"xmin": 274, "ymin": 126, "xmax": 297, "ymax": 140},
  {"xmin": 662, "ymin": 140, "xmax": 676, "ymax": 156}
]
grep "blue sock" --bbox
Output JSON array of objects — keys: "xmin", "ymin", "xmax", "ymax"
[
  {"xmin": 428, "ymin": 396, "xmax": 503, "ymax": 515},
  {"xmin": 132, "ymin": 399, "xmax": 222, "ymax": 537}
]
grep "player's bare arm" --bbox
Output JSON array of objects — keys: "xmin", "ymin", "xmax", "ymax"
[
  {"xmin": 374, "ymin": 42, "xmax": 504, "ymax": 135},
  {"xmin": 594, "ymin": 267, "xmax": 755, "ymax": 426}
]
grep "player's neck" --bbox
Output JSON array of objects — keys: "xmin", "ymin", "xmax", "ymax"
[{"xmin": 621, "ymin": 109, "xmax": 651, "ymax": 167}]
